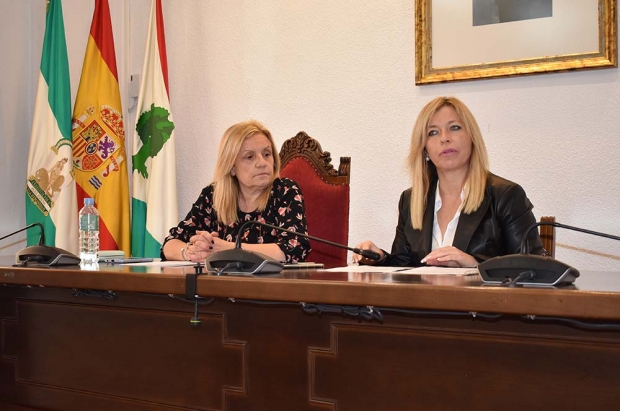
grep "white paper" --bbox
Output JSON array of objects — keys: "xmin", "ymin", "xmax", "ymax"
[
  {"xmin": 326, "ymin": 265, "xmax": 478, "ymax": 276},
  {"xmin": 325, "ymin": 265, "xmax": 408, "ymax": 273},
  {"xmin": 127, "ymin": 260, "xmax": 198, "ymax": 267},
  {"xmin": 396, "ymin": 266, "xmax": 478, "ymax": 276}
]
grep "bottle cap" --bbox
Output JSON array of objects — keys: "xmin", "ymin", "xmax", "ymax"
[{"xmin": 84, "ymin": 198, "xmax": 95, "ymax": 206}]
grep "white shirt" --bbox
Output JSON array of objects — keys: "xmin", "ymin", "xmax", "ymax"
[{"xmin": 431, "ymin": 182, "xmax": 464, "ymax": 251}]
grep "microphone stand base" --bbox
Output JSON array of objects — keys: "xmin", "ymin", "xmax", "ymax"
[
  {"xmin": 478, "ymin": 254, "xmax": 580, "ymax": 286},
  {"xmin": 15, "ymin": 245, "xmax": 80, "ymax": 267},
  {"xmin": 205, "ymin": 249, "xmax": 284, "ymax": 275}
]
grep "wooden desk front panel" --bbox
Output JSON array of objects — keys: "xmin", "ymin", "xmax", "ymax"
[{"xmin": 1, "ymin": 286, "xmax": 619, "ymax": 410}]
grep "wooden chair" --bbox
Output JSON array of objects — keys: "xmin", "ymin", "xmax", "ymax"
[
  {"xmin": 279, "ymin": 132, "xmax": 350, "ymax": 267},
  {"xmin": 539, "ymin": 216, "xmax": 556, "ymax": 257}
]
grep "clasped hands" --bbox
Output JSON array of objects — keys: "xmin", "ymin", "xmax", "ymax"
[
  {"xmin": 352, "ymin": 241, "xmax": 477, "ymax": 268},
  {"xmin": 184, "ymin": 231, "xmax": 233, "ymax": 263}
]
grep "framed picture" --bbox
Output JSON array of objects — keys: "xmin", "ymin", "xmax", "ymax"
[{"xmin": 415, "ymin": 0, "xmax": 617, "ymax": 84}]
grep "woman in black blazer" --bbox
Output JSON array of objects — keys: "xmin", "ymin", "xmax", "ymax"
[{"xmin": 354, "ymin": 97, "xmax": 544, "ymax": 268}]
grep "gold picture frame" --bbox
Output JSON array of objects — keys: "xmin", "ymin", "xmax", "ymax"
[{"xmin": 415, "ymin": 0, "xmax": 617, "ymax": 85}]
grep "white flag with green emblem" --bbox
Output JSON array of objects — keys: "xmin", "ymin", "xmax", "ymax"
[
  {"xmin": 131, "ymin": 0, "xmax": 178, "ymax": 258},
  {"xmin": 26, "ymin": 0, "xmax": 77, "ymax": 253}
]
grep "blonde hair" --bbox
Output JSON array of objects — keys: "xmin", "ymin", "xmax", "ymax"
[
  {"xmin": 212, "ymin": 120, "xmax": 281, "ymax": 224},
  {"xmin": 407, "ymin": 97, "xmax": 489, "ymax": 229}
]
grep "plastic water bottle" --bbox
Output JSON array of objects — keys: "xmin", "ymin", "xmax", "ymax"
[{"xmin": 79, "ymin": 198, "xmax": 99, "ymax": 264}]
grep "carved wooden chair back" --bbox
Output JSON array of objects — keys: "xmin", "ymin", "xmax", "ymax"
[
  {"xmin": 279, "ymin": 132, "xmax": 350, "ymax": 267},
  {"xmin": 539, "ymin": 216, "xmax": 556, "ymax": 257}
]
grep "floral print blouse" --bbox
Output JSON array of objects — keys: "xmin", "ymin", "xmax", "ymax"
[{"xmin": 162, "ymin": 178, "xmax": 310, "ymax": 262}]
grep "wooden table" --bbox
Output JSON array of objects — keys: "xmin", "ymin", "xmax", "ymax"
[{"xmin": 1, "ymin": 257, "xmax": 619, "ymax": 410}]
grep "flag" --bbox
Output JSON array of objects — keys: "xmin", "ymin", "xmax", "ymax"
[
  {"xmin": 72, "ymin": 0, "xmax": 130, "ymax": 255},
  {"xmin": 131, "ymin": 0, "xmax": 178, "ymax": 258},
  {"xmin": 26, "ymin": 0, "xmax": 78, "ymax": 254}
]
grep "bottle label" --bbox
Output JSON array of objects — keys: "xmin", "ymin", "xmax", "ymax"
[{"xmin": 80, "ymin": 214, "xmax": 99, "ymax": 231}]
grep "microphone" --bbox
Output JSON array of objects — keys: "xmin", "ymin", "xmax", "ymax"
[
  {"xmin": 478, "ymin": 221, "xmax": 620, "ymax": 286},
  {"xmin": 0, "ymin": 222, "xmax": 45, "ymax": 245},
  {"xmin": 0, "ymin": 223, "xmax": 80, "ymax": 267},
  {"xmin": 519, "ymin": 222, "xmax": 620, "ymax": 253},
  {"xmin": 204, "ymin": 220, "xmax": 382, "ymax": 275}
]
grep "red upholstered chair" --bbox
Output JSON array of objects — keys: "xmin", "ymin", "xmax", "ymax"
[{"xmin": 279, "ymin": 132, "xmax": 350, "ymax": 268}]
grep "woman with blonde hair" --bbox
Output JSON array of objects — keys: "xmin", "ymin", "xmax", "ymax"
[
  {"xmin": 354, "ymin": 96, "xmax": 544, "ymax": 267},
  {"xmin": 162, "ymin": 120, "xmax": 310, "ymax": 263}
]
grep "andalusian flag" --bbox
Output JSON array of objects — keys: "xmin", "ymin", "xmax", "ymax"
[
  {"xmin": 131, "ymin": 0, "xmax": 178, "ymax": 258},
  {"xmin": 72, "ymin": 0, "xmax": 130, "ymax": 255},
  {"xmin": 26, "ymin": 0, "xmax": 78, "ymax": 253}
]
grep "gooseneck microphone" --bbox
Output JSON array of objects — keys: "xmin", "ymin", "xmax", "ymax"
[
  {"xmin": 234, "ymin": 221, "xmax": 382, "ymax": 260},
  {"xmin": 0, "ymin": 222, "xmax": 46, "ymax": 245},
  {"xmin": 520, "ymin": 221, "xmax": 620, "ymax": 253},
  {"xmin": 0, "ymin": 223, "xmax": 80, "ymax": 267},
  {"xmin": 205, "ymin": 220, "xmax": 381, "ymax": 275},
  {"xmin": 478, "ymin": 221, "xmax": 620, "ymax": 286}
]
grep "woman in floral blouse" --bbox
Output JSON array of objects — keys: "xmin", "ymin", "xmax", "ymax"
[{"xmin": 161, "ymin": 120, "xmax": 310, "ymax": 263}]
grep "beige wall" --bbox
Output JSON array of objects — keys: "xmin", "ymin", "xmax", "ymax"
[{"xmin": 1, "ymin": 0, "xmax": 619, "ymax": 271}]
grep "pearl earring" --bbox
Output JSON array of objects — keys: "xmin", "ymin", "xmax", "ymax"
[{"xmin": 424, "ymin": 152, "xmax": 429, "ymax": 162}]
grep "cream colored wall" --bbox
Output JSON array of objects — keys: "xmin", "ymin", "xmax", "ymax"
[{"xmin": 1, "ymin": 0, "xmax": 619, "ymax": 272}]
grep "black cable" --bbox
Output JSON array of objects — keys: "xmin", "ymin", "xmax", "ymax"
[
  {"xmin": 379, "ymin": 307, "xmax": 503, "ymax": 320},
  {"xmin": 500, "ymin": 277, "xmax": 512, "ymax": 286},
  {"xmin": 226, "ymin": 298, "xmax": 299, "ymax": 307},
  {"xmin": 71, "ymin": 288, "xmax": 117, "ymax": 300},
  {"xmin": 136, "ymin": 294, "xmax": 620, "ymax": 331},
  {"xmin": 301, "ymin": 303, "xmax": 384, "ymax": 323},
  {"xmin": 522, "ymin": 315, "xmax": 620, "ymax": 330},
  {"xmin": 379, "ymin": 307, "xmax": 620, "ymax": 330},
  {"xmin": 501, "ymin": 270, "xmax": 536, "ymax": 287},
  {"xmin": 167, "ymin": 294, "xmax": 215, "ymax": 305},
  {"xmin": 224, "ymin": 298, "xmax": 383, "ymax": 322},
  {"xmin": 215, "ymin": 262, "xmax": 245, "ymax": 275}
]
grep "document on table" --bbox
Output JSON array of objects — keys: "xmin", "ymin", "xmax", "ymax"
[
  {"xmin": 326, "ymin": 265, "xmax": 478, "ymax": 276},
  {"xmin": 398, "ymin": 266, "xmax": 478, "ymax": 275},
  {"xmin": 326, "ymin": 266, "xmax": 408, "ymax": 273},
  {"xmin": 124, "ymin": 260, "xmax": 198, "ymax": 267}
]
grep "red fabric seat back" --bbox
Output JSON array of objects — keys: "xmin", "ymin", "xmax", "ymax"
[{"xmin": 280, "ymin": 157, "xmax": 350, "ymax": 267}]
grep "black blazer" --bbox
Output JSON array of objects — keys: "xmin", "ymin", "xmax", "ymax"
[{"xmin": 383, "ymin": 173, "xmax": 544, "ymax": 267}]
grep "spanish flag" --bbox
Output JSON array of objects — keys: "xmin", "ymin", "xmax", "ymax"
[
  {"xmin": 26, "ymin": 0, "xmax": 78, "ymax": 253},
  {"xmin": 131, "ymin": 0, "xmax": 178, "ymax": 258},
  {"xmin": 72, "ymin": 0, "xmax": 130, "ymax": 255}
]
